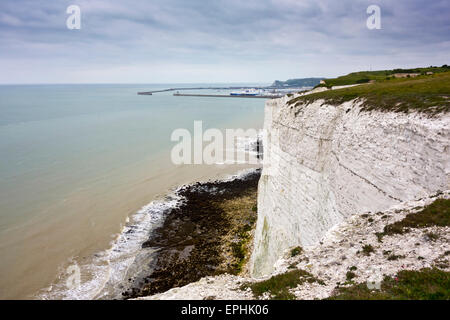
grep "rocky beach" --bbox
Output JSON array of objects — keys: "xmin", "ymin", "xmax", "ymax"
[
  {"xmin": 136, "ymin": 191, "xmax": 450, "ymax": 300},
  {"xmin": 122, "ymin": 169, "xmax": 261, "ymax": 299}
]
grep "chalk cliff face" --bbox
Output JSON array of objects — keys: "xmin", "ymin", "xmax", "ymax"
[{"xmin": 250, "ymin": 95, "xmax": 450, "ymax": 277}]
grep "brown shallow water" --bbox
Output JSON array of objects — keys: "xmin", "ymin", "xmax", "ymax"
[{"xmin": 0, "ymin": 156, "xmax": 259, "ymax": 299}]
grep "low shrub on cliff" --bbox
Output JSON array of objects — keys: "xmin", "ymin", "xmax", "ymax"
[
  {"xmin": 361, "ymin": 244, "xmax": 375, "ymax": 256},
  {"xmin": 241, "ymin": 269, "xmax": 324, "ymax": 300},
  {"xmin": 346, "ymin": 271, "xmax": 356, "ymax": 281},
  {"xmin": 288, "ymin": 71, "xmax": 450, "ymax": 114},
  {"xmin": 290, "ymin": 246, "xmax": 303, "ymax": 257},
  {"xmin": 387, "ymin": 254, "xmax": 406, "ymax": 261},
  {"xmin": 377, "ymin": 198, "xmax": 450, "ymax": 241},
  {"xmin": 329, "ymin": 268, "xmax": 450, "ymax": 300}
]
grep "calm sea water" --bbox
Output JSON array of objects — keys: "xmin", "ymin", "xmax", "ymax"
[{"xmin": 0, "ymin": 84, "xmax": 265, "ymax": 299}]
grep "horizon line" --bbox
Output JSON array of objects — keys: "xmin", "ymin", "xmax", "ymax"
[{"xmin": 0, "ymin": 81, "xmax": 280, "ymax": 86}]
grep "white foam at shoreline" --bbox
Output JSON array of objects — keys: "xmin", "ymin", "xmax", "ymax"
[
  {"xmin": 36, "ymin": 168, "xmax": 260, "ymax": 300},
  {"xmin": 37, "ymin": 195, "xmax": 182, "ymax": 300}
]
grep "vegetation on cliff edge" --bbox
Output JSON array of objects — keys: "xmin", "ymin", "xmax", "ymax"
[
  {"xmin": 316, "ymin": 65, "xmax": 450, "ymax": 87},
  {"xmin": 288, "ymin": 71, "xmax": 450, "ymax": 114},
  {"xmin": 376, "ymin": 198, "xmax": 450, "ymax": 241},
  {"xmin": 329, "ymin": 268, "xmax": 450, "ymax": 300},
  {"xmin": 221, "ymin": 191, "xmax": 258, "ymax": 275},
  {"xmin": 241, "ymin": 269, "xmax": 324, "ymax": 300}
]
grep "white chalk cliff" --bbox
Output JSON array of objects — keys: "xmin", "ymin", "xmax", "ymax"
[{"xmin": 250, "ymin": 94, "xmax": 450, "ymax": 277}]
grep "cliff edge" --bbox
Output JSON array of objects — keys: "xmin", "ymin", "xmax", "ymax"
[{"xmin": 250, "ymin": 89, "xmax": 449, "ymax": 276}]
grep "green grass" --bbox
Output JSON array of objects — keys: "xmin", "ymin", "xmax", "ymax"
[
  {"xmin": 316, "ymin": 71, "xmax": 388, "ymax": 88},
  {"xmin": 346, "ymin": 271, "xmax": 356, "ymax": 281},
  {"xmin": 362, "ymin": 244, "xmax": 375, "ymax": 256},
  {"xmin": 377, "ymin": 198, "xmax": 450, "ymax": 241},
  {"xmin": 241, "ymin": 269, "xmax": 324, "ymax": 300},
  {"xmin": 316, "ymin": 66, "xmax": 450, "ymax": 87},
  {"xmin": 387, "ymin": 254, "xmax": 406, "ymax": 261},
  {"xmin": 329, "ymin": 268, "xmax": 450, "ymax": 300},
  {"xmin": 288, "ymin": 71, "xmax": 450, "ymax": 114},
  {"xmin": 230, "ymin": 224, "xmax": 254, "ymax": 275},
  {"xmin": 220, "ymin": 190, "xmax": 259, "ymax": 276},
  {"xmin": 425, "ymin": 232, "xmax": 440, "ymax": 242}
]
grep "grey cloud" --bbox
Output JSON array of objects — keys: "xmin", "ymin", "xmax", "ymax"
[{"xmin": 0, "ymin": 0, "xmax": 449, "ymax": 83}]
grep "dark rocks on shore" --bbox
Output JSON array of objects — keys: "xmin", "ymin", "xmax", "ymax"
[{"xmin": 121, "ymin": 169, "xmax": 261, "ymax": 299}]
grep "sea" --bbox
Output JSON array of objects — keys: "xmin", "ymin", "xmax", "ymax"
[{"xmin": 0, "ymin": 83, "xmax": 266, "ymax": 299}]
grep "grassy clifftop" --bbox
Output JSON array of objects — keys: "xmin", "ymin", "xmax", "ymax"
[
  {"xmin": 318, "ymin": 65, "xmax": 450, "ymax": 87},
  {"xmin": 288, "ymin": 71, "xmax": 450, "ymax": 114}
]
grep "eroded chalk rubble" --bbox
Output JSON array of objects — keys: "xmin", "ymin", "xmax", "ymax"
[{"xmin": 135, "ymin": 190, "xmax": 450, "ymax": 300}]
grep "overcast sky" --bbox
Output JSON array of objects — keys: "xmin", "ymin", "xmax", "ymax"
[{"xmin": 0, "ymin": 0, "xmax": 449, "ymax": 84}]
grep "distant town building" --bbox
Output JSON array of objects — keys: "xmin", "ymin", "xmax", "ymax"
[
  {"xmin": 426, "ymin": 71, "xmax": 434, "ymax": 75},
  {"xmin": 392, "ymin": 73, "xmax": 420, "ymax": 78}
]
